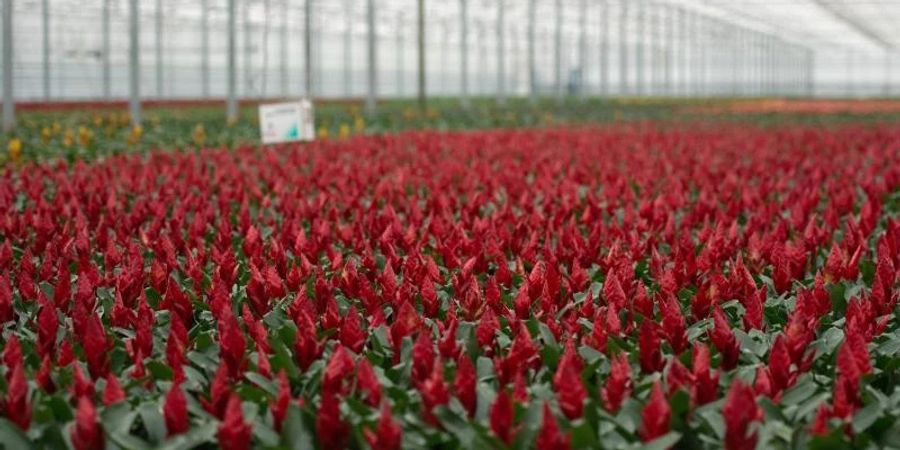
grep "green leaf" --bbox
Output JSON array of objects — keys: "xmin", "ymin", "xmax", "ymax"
[
  {"xmin": 101, "ymin": 403, "xmax": 137, "ymax": 434},
  {"xmin": 781, "ymin": 379, "xmax": 818, "ymax": 406},
  {"xmin": 156, "ymin": 422, "xmax": 216, "ymax": 450},
  {"xmin": 852, "ymin": 401, "xmax": 883, "ymax": 434},
  {"xmin": 0, "ymin": 419, "xmax": 31, "ymax": 450},
  {"xmin": 107, "ymin": 430, "xmax": 152, "ymax": 450},
  {"xmin": 245, "ymin": 372, "xmax": 279, "ymax": 397},
  {"xmin": 282, "ymin": 404, "xmax": 314, "ymax": 450},
  {"xmin": 137, "ymin": 401, "xmax": 167, "ymax": 445},
  {"xmin": 633, "ymin": 432, "xmax": 681, "ymax": 450}
]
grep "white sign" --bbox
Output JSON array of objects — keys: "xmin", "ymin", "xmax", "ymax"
[{"xmin": 259, "ymin": 100, "xmax": 315, "ymax": 144}]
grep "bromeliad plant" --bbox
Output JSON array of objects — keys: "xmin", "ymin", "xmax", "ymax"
[{"xmin": 0, "ymin": 123, "xmax": 899, "ymax": 449}]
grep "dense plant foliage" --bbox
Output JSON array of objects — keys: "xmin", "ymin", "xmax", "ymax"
[{"xmin": 0, "ymin": 123, "xmax": 899, "ymax": 449}]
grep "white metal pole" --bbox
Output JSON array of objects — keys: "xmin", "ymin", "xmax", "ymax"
[
  {"xmin": 600, "ymin": 0, "xmax": 609, "ymax": 96},
  {"xmin": 577, "ymin": 0, "xmax": 586, "ymax": 98},
  {"xmin": 365, "ymin": 0, "xmax": 376, "ymax": 114},
  {"xmin": 2, "ymin": 0, "xmax": 14, "ymax": 131},
  {"xmin": 202, "ymin": 0, "xmax": 210, "ymax": 97},
  {"xmin": 226, "ymin": 0, "xmax": 237, "ymax": 121},
  {"xmin": 103, "ymin": 0, "xmax": 110, "ymax": 99},
  {"xmin": 42, "ymin": 0, "xmax": 49, "ymax": 100},
  {"xmin": 416, "ymin": 0, "xmax": 425, "ymax": 110},
  {"xmin": 279, "ymin": 0, "xmax": 287, "ymax": 97},
  {"xmin": 635, "ymin": 0, "xmax": 644, "ymax": 96},
  {"xmin": 497, "ymin": 0, "xmax": 506, "ymax": 105},
  {"xmin": 554, "ymin": 0, "xmax": 563, "ymax": 103},
  {"xmin": 305, "ymin": 0, "xmax": 313, "ymax": 97},
  {"xmin": 527, "ymin": 0, "xmax": 536, "ymax": 104},
  {"xmin": 660, "ymin": 6, "xmax": 675, "ymax": 96},
  {"xmin": 156, "ymin": 0, "xmax": 163, "ymax": 97},
  {"xmin": 619, "ymin": 0, "xmax": 629, "ymax": 96},
  {"xmin": 129, "ymin": 0, "xmax": 141, "ymax": 126},
  {"xmin": 460, "ymin": 0, "xmax": 469, "ymax": 107},
  {"xmin": 884, "ymin": 50, "xmax": 891, "ymax": 97},
  {"xmin": 344, "ymin": 0, "xmax": 352, "ymax": 97},
  {"xmin": 396, "ymin": 13, "xmax": 403, "ymax": 98}
]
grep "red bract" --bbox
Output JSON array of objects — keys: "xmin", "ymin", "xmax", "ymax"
[
  {"xmin": 164, "ymin": 381, "xmax": 189, "ymax": 436},
  {"xmin": 316, "ymin": 392, "xmax": 348, "ymax": 450},
  {"xmin": 536, "ymin": 402, "xmax": 571, "ymax": 450},
  {"xmin": 490, "ymin": 390, "xmax": 516, "ymax": 445},
  {"xmin": 218, "ymin": 394, "xmax": 253, "ymax": 450},
  {"xmin": 454, "ymin": 354, "xmax": 477, "ymax": 418},
  {"xmin": 71, "ymin": 397, "xmax": 104, "ymax": 450},
  {"xmin": 365, "ymin": 403, "xmax": 403, "ymax": 450},
  {"xmin": 3, "ymin": 363, "xmax": 31, "ymax": 430},
  {"xmin": 554, "ymin": 341, "xmax": 586, "ymax": 419},
  {"xmin": 710, "ymin": 308, "xmax": 740, "ymax": 370},
  {"xmin": 639, "ymin": 321, "xmax": 664, "ymax": 374},
  {"xmin": 640, "ymin": 381, "xmax": 671, "ymax": 442},
  {"xmin": 102, "ymin": 374, "xmax": 125, "ymax": 406},
  {"xmin": 602, "ymin": 353, "xmax": 632, "ymax": 413},
  {"xmin": 723, "ymin": 380, "xmax": 759, "ymax": 450},
  {"xmin": 272, "ymin": 370, "xmax": 291, "ymax": 432}
]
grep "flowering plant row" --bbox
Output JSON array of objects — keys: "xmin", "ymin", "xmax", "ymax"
[{"xmin": 0, "ymin": 124, "xmax": 899, "ymax": 449}]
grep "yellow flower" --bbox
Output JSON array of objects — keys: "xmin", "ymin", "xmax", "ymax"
[
  {"xmin": 77, "ymin": 126, "xmax": 93, "ymax": 147},
  {"xmin": 51, "ymin": 121, "xmax": 61, "ymax": 134},
  {"xmin": 92, "ymin": 115, "xmax": 103, "ymax": 127},
  {"xmin": 7, "ymin": 138, "xmax": 22, "ymax": 162},
  {"xmin": 403, "ymin": 107, "xmax": 417, "ymax": 121},
  {"xmin": 426, "ymin": 108, "xmax": 439, "ymax": 119},
  {"xmin": 63, "ymin": 129, "xmax": 75, "ymax": 148},
  {"xmin": 338, "ymin": 123, "xmax": 351, "ymax": 139},
  {"xmin": 192, "ymin": 124, "xmax": 207, "ymax": 147},
  {"xmin": 128, "ymin": 125, "xmax": 143, "ymax": 145},
  {"xmin": 41, "ymin": 127, "xmax": 52, "ymax": 143},
  {"xmin": 317, "ymin": 126, "xmax": 330, "ymax": 140},
  {"xmin": 354, "ymin": 117, "xmax": 365, "ymax": 134}
]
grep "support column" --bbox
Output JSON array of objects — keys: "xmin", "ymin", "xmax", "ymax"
[
  {"xmin": 396, "ymin": 13, "xmax": 403, "ymax": 98},
  {"xmin": 156, "ymin": 0, "xmax": 163, "ymax": 97},
  {"xmin": 42, "ymin": 0, "xmax": 49, "ymax": 100},
  {"xmin": 226, "ymin": 0, "xmax": 237, "ymax": 121},
  {"xmin": 365, "ymin": 0, "xmax": 376, "ymax": 114},
  {"xmin": 417, "ymin": 0, "xmax": 425, "ymax": 110},
  {"xmin": 554, "ymin": 0, "xmax": 563, "ymax": 103},
  {"xmin": 103, "ymin": 0, "xmax": 110, "ymax": 99},
  {"xmin": 527, "ymin": 0, "xmax": 536, "ymax": 104},
  {"xmin": 635, "ymin": 0, "xmax": 644, "ymax": 96},
  {"xmin": 497, "ymin": 0, "xmax": 505, "ymax": 105},
  {"xmin": 304, "ymin": 0, "xmax": 313, "ymax": 97},
  {"xmin": 279, "ymin": 0, "xmax": 287, "ymax": 97},
  {"xmin": 201, "ymin": 0, "xmax": 210, "ymax": 97},
  {"xmin": 2, "ymin": 0, "xmax": 14, "ymax": 131},
  {"xmin": 344, "ymin": 0, "xmax": 352, "ymax": 97},
  {"xmin": 460, "ymin": 0, "xmax": 469, "ymax": 107},
  {"xmin": 129, "ymin": 0, "xmax": 141, "ymax": 126},
  {"xmin": 600, "ymin": 0, "xmax": 609, "ymax": 96},
  {"xmin": 619, "ymin": 0, "xmax": 629, "ymax": 96},
  {"xmin": 577, "ymin": 0, "xmax": 586, "ymax": 98}
]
